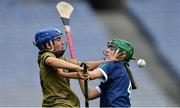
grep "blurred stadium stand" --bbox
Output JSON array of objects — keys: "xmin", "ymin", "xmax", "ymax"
[
  {"xmin": 125, "ymin": 0, "xmax": 180, "ymax": 103},
  {"xmin": 126, "ymin": 0, "xmax": 180, "ymax": 83},
  {"xmin": 0, "ymin": 0, "xmax": 179, "ymax": 107}
]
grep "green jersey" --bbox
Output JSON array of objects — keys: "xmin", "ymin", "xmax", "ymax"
[{"xmin": 38, "ymin": 51, "xmax": 81, "ymax": 107}]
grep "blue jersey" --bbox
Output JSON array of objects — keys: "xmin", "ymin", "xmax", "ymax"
[{"xmin": 96, "ymin": 61, "xmax": 132, "ymax": 107}]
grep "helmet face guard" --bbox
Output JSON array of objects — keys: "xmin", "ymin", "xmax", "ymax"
[
  {"xmin": 107, "ymin": 38, "xmax": 134, "ymax": 62},
  {"xmin": 54, "ymin": 38, "xmax": 67, "ymax": 57},
  {"xmin": 34, "ymin": 28, "xmax": 63, "ymax": 50}
]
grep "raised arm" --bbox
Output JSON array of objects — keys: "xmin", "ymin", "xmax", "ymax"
[
  {"xmin": 55, "ymin": 69, "xmax": 86, "ymax": 79},
  {"xmin": 84, "ymin": 59, "xmax": 119, "ymax": 70},
  {"xmin": 84, "ymin": 60, "xmax": 107, "ymax": 70},
  {"xmin": 45, "ymin": 56, "xmax": 83, "ymax": 71}
]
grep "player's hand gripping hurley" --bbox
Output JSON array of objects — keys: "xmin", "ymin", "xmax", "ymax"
[
  {"xmin": 81, "ymin": 63, "xmax": 89, "ymax": 107},
  {"xmin": 56, "ymin": 2, "xmax": 89, "ymax": 107}
]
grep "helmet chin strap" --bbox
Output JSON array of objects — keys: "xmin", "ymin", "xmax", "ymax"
[
  {"xmin": 54, "ymin": 50, "xmax": 65, "ymax": 58},
  {"xmin": 54, "ymin": 42, "xmax": 67, "ymax": 58},
  {"xmin": 47, "ymin": 40, "xmax": 64, "ymax": 57}
]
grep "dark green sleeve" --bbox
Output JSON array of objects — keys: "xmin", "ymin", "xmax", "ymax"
[{"xmin": 40, "ymin": 52, "xmax": 56, "ymax": 66}]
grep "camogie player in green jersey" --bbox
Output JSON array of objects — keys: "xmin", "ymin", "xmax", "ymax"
[{"xmin": 34, "ymin": 28, "xmax": 107, "ymax": 107}]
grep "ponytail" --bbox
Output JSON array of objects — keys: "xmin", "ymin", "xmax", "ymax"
[{"xmin": 124, "ymin": 63, "xmax": 137, "ymax": 89}]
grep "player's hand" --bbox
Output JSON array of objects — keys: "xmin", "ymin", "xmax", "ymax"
[
  {"xmin": 79, "ymin": 62, "xmax": 90, "ymax": 80},
  {"xmin": 83, "ymin": 72, "xmax": 89, "ymax": 80},
  {"xmin": 74, "ymin": 66, "xmax": 84, "ymax": 72},
  {"xmin": 80, "ymin": 62, "xmax": 90, "ymax": 69},
  {"xmin": 77, "ymin": 71, "xmax": 89, "ymax": 80}
]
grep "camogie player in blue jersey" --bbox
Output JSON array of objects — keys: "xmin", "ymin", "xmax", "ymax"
[{"xmin": 79, "ymin": 38, "xmax": 137, "ymax": 107}]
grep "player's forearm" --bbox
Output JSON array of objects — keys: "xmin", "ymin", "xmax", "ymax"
[
  {"xmin": 78, "ymin": 79, "xmax": 99, "ymax": 100},
  {"xmin": 56, "ymin": 69, "xmax": 82, "ymax": 79},
  {"xmin": 60, "ymin": 72, "xmax": 80, "ymax": 79},
  {"xmin": 85, "ymin": 61, "xmax": 106, "ymax": 70},
  {"xmin": 79, "ymin": 79, "xmax": 85, "ymax": 94},
  {"xmin": 88, "ymin": 69, "xmax": 104, "ymax": 80},
  {"xmin": 46, "ymin": 57, "xmax": 82, "ymax": 71}
]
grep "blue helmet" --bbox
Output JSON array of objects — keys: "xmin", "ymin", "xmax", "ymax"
[{"xmin": 34, "ymin": 28, "xmax": 63, "ymax": 50}]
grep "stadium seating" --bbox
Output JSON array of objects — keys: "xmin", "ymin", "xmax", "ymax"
[{"xmin": 126, "ymin": 0, "xmax": 180, "ymax": 82}]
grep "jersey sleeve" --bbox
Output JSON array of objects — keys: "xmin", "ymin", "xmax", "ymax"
[
  {"xmin": 97, "ymin": 62, "xmax": 111, "ymax": 82},
  {"xmin": 41, "ymin": 52, "xmax": 56, "ymax": 66}
]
